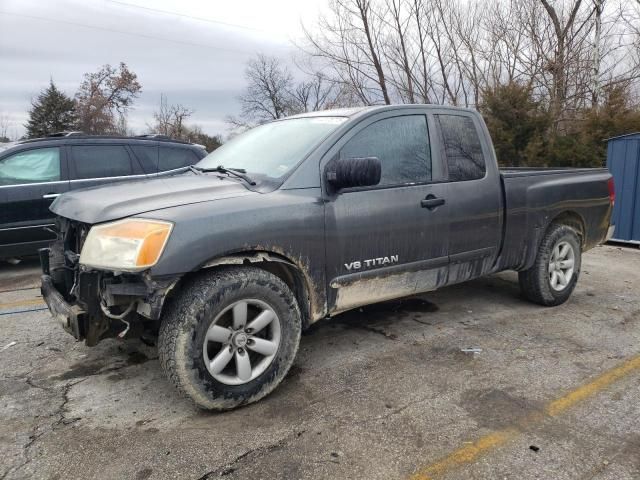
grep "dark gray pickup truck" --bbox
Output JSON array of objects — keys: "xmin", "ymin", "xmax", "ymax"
[{"xmin": 40, "ymin": 105, "xmax": 615, "ymax": 410}]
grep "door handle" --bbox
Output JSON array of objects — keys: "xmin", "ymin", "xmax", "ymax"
[
  {"xmin": 42, "ymin": 193, "xmax": 61, "ymax": 199},
  {"xmin": 420, "ymin": 195, "xmax": 445, "ymax": 210}
]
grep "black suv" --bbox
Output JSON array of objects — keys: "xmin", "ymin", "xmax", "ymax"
[{"xmin": 0, "ymin": 133, "xmax": 207, "ymax": 259}]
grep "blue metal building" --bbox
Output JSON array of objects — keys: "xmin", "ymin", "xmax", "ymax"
[{"xmin": 607, "ymin": 132, "xmax": 640, "ymax": 244}]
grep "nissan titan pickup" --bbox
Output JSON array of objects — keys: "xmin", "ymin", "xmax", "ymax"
[{"xmin": 40, "ymin": 105, "xmax": 615, "ymax": 410}]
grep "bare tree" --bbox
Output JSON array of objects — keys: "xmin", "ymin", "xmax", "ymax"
[
  {"xmin": 291, "ymin": 73, "xmax": 337, "ymax": 112},
  {"xmin": 75, "ymin": 63, "xmax": 142, "ymax": 134},
  {"xmin": 411, "ymin": 0, "xmax": 433, "ymax": 103},
  {"xmin": 151, "ymin": 94, "xmax": 194, "ymax": 139},
  {"xmin": 229, "ymin": 54, "xmax": 347, "ymax": 130},
  {"xmin": 609, "ymin": 0, "xmax": 640, "ymax": 94},
  {"xmin": 297, "ymin": 0, "xmax": 640, "ymax": 131},
  {"xmin": 537, "ymin": 0, "xmax": 585, "ymax": 130},
  {"xmin": 591, "ymin": 0, "xmax": 604, "ymax": 106},
  {"xmin": 381, "ymin": 0, "xmax": 415, "ymax": 103},
  {"xmin": 236, "ymin": 54, "xmax": 295, "ymax": 125},
  {"xmin": 303, "ymin": 0, "xmax": 392, "ymax": 105},
  {"xmin": 0, "ymin": 111, "xmax": 11, "ymax": 141},
  {"xmin": 356, "ymin": 0, "xmax": 392, "ymax": 104}
]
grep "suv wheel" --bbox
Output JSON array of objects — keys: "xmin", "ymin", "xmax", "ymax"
[
  {"xmin": 518, "ymin": 223, "xmax": 582, "ymax": 306},
  {"xmin": 158, "ymin": 267, "xmax": 301, "ymax": 410}
]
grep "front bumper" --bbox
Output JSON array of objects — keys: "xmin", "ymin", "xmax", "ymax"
[
  {"xmin": 40, "ymin": 221, "xmax": 179, "ymax": 345},
  {"xmin": 41, "ymin": 274, "xmax": 86, "ymax": 340},
  {"xmin": 40, "ymin": 219, "xmax": 178, "ymax": 345}
]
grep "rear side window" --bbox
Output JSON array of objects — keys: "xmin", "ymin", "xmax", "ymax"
[
  {"xmin": 131, "ymin": 145, "xmax": 158, "ymax": 174},
  {"xmin": 71, "ymin": 145, "xmax": 133, "ymax": 179},
  {"xmin": 339, "ymin": 115, "xmax": 431, "ymax": 186},
  {"xmin": 0, "ymin": 147, "xmax": 61, "ymax": 185},
  {"xmin": 159, "ymin": 147, "xmax": 198, "ymax": 171},
  {"xmin": 435, "ymin": 114, "xmax": 486, "ymax": 181}
]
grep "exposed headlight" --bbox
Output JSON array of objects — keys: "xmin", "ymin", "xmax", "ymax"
[{"xmin": 79, "ymin": 219, "xmax": 173, "ymax": 272}]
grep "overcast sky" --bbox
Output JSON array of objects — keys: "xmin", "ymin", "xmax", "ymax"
[{"xmin": 0, "ymin": 0, "xmax": 326, "ymax": 138}]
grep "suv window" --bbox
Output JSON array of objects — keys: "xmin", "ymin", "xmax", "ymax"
[
  {"xmin": 339, "ymin": 115, "xmax": 431, "ymax": 186},
  {"xmin": 71, "ymin": 145, "xmax": 133, "ymax": 179},
  {"xmin": 0, "ymin": 147, "xmax": 61, "ymax": 186},
  {"xmin": 159, "ymin": 147, "xmax": 198, "ymax": 171},
  {"xmin": 435, "ymin": 114, "xmax": 486, "ymax": 181}
]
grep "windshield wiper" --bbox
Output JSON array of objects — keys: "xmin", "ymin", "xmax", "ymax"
[
  {"xmin": 188, "ymin": 165, "xmax": 202, "ymax": 175},
  {"xmin": 194, "ymin": 165, "xmax": 256, "ymax": 185}
]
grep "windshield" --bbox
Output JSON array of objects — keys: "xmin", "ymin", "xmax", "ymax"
[{"xmin": 197, "ymin": 116, "xmax": 347, "ymax": 179}]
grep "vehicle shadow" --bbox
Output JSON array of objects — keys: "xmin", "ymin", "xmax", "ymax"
[
  {"xmin": 304, "ymin": 271, "xmax": 524, "ymax": 338},
  {"xmin": 22, "ymin": 271, "xmax": 527, "ymax": 422}
]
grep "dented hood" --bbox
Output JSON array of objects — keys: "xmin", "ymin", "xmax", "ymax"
[{"xmin": 50, "ymin": 173, "xmax": 255, "ymax": 224}]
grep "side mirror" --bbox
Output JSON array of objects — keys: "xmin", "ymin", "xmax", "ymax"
[{"xmin": 326, "ymin": 156, "xmax": 381, "ymax": 190}]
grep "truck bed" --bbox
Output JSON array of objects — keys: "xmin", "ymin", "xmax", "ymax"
[{"xmin": 496, "ymin": 167, "xmax": 612, "ymax": 272}]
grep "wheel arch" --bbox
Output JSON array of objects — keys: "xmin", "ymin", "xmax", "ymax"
[
  {"xmin": 521, "ymin": 210, "xmax": 586, "ymax": 271},
  {"xmin": 547, "ymin": 210, "xmax": 586, "ymax": 246},
  {"xmin": 518, "ymin": 216, "xmax": 583, "ymax": 306},
  {"xmin": 183, "ymin": 250, "xmax": 317, "ymax": 329}
]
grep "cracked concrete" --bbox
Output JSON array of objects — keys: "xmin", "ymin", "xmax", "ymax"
[
  {"xmin": 3, "ymin": 378, "xmax": 86, "ymax": 480},
  {"xmin": 197, "ymin": 435, "xmax": 293, "ymax": 479},
  {"xmin": 1, "ymin": 246, "xmax": 639, "ymax": 479}
]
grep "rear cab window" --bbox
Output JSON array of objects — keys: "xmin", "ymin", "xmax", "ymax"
[
  {"xmin": 434, "ymin": 114, "xmax": 486, "ymax": 181},
  {"xmin": 0, "ymin": 147, "xmax": 62, "ymax": 185},
  {"xmin": 70, "ymin": 145, "xmax": 134, "ymax": 179}
]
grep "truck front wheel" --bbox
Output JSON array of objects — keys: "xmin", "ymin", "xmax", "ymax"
[
  {"xmin": 158, "ymin": 267, "xmax": 301, "ymax": 410},
  {"xmin": 518, "ymin": 223, "xmax": 582, "ymax": 306}
]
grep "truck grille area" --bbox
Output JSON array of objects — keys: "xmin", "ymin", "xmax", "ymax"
[
  {"xmin": 49, "ymin": 217, "xmax": 90, "ymax": 302},
  {"xmin": 44, "ymin": 216, "xmax": 178, "ymax": 345}
]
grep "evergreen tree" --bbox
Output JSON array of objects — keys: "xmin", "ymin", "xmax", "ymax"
[
  {"xmin": 480, "ymin": 82, "xmax": 550, "ymax": 168},
  {"xmin": 184, "ymin": 125, "xmax": 222, "ymax": 152},
  {"xmin": 25, "ymin": 80, "xmax": 77, "ymax": 138}
]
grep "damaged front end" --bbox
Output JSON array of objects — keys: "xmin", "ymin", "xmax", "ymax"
[{"xmin": 40, "ymin": 218, "xmax": 178, "ymax": 346}]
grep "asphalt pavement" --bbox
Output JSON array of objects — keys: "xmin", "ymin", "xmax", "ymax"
[{"xmin": 1, "ymin": 246, "xmax": 639, "ymax": 480}]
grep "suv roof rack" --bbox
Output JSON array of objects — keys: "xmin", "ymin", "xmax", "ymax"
[
  {"xmin": 135, "ymin": 134, "xmax": 172, "ymax": 140},
  {"xmin": 46, "ymin": 131, "xmax": 86, "ymax": 137},
  {"xmin": 18, "ymin": 134, "xmax": 193, "ymax": 145}
]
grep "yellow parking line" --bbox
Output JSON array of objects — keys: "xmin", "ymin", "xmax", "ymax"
[
  {"xmin": 0, "ymin": 298, "xmax": 44, "ymax": 310},
  {"xmin": 544, "ymin": 355, "xmax": 640, "ymax": 416},
  {"xmin": 409, "ymin": 353, "xmax": 640, "ymax": 480}
]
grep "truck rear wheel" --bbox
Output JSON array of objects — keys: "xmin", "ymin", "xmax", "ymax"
[
  {"xmin": 158, "ymin": 267, "xmax": 301, "ymax": 410},
  {"xmin": 518, "ymin": 223, "xmax": 582, "ymax": 306}
]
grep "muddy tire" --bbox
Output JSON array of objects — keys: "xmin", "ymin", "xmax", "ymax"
[
  {"xmin": 518, "ymin": 223, "xmax": 582, "ymax": 306},
  {"xmin": 158, "ymin": 267, "xmax": 301, "ymax": 410}
]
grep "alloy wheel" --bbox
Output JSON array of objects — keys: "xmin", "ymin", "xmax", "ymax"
[
  {"xmin": 202, "ymin": 299, "xmax": 281, "ymax": 385},
  {"xmin": 548, "ymin": 240, "xmax": 575, "ymax": 291}
]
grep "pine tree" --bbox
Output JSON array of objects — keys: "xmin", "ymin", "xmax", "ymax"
[
  {"xmin": 25, "ymin": 80, "xmax": 77, "ymax": 138},
  {"xmin": 480, "ymin": 82, "xmax": 550, "ymax": 168}
]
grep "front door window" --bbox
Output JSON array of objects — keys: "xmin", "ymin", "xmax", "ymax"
[{"xmin": 0, "ymin": 147, "xmax": 61, "ymax": 185}]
